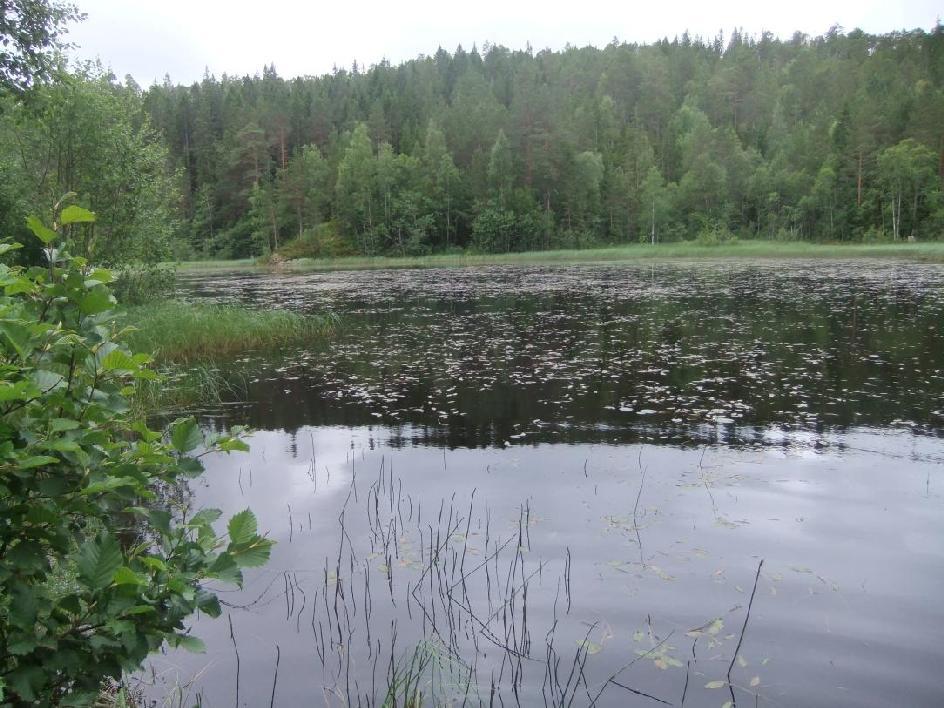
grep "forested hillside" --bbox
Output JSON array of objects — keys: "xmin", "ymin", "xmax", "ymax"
[{"xmin": 5, "ymin": 27, "xmax": 944, "ymax": 260}]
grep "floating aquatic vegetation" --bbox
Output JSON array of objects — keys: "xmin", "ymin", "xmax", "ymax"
[{"xmin": 178, "ymin": 261, "xmax": 944, "ymax": 446}]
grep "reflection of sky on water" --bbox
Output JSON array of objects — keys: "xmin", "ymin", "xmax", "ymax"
[
  {"xmin": 145, "ymin": 424, "xmax": 944, "ymax": 707},
  {"xmin": 146, "ymin": 263, "xmax": 944, "ymax": 706}
]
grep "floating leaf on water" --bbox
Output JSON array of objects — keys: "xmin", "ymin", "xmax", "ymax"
[
  {"xmin": 705, "ymin": 680, "xmax": 726, "ymax": 689},
  {"xmin": 576, "ymin": 640, "xmax": 602, "ymax": 655},
  {"xmin": 649, "ymin": 565, "xmax": 675, "ymax": 581},
  {"xmin": 687, "ymin": 617, "xmax": 723, "ymax": 638},
  {"xmin": 750, "ymin": 676, "xmax": 761, "ymax": 687}
]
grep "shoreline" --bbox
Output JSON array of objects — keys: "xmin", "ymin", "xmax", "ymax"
[{"xmin": 174, "ymin": 240, "xmax": 944, "ymax": 273}]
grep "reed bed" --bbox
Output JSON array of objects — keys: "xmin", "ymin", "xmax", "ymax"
[{"xmin": 122, "ymin": 301, "xmax": 337, "ymax": 364}]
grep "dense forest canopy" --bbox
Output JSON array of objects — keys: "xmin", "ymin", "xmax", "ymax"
[{"xmin": 3, "ymin": 26, "xmax": 944, "ymax": 260}]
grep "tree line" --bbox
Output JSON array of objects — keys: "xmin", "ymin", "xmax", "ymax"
[{"xmin": 3, "ymin": 26, "xmax": 944, "ymax": 262}]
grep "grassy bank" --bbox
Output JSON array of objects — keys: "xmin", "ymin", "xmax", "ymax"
[
  {"xmin": 123, "ymin": 301, "xmax": 336, "ymax": 364},
  {"xmin": 122, "ymin": 301, "xmax": 336, "ymax": 413},
  {"xmin": 175, "ymin": 239, "xmax": 944, "ymax": 273}
]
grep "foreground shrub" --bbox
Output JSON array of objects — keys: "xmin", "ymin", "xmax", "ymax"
[
  {"xmin": 695, "ymin": 221, "xmax": 738, "ymax": 246},
  {"xmin": 275, "ymin": 222, "xmax": 352, "ymax": 261},
  {"xmin": 0, "ymin": 208, "xmax": 271, "ymax": 704}
]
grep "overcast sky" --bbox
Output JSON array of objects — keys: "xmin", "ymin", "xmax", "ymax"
[{"xmin": 65, "ymin": 0, "xmax": 942, "ymax": 86}]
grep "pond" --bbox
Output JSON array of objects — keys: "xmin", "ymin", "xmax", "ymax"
[{"xmin": 145, "ymin": 261, "xmax": 944, "ymax": 707}]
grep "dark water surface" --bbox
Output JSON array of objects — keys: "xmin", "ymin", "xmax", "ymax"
[{"xmin": 146, "ymin": 262, "xmax": 944, "ymax": 707}]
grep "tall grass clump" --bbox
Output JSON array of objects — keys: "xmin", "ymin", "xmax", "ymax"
[{"xmin": 122, "ymin": 301, "xmax": 338, "ymax": 364}]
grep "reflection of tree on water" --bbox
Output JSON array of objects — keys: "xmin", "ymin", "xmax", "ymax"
[
  {"xmin": 182, "ymin": 262, "xmax": 944, "ymax": 447},
  {"xmin": 141, "ymin": 263, "xmax": 944, "ymax": 706}
]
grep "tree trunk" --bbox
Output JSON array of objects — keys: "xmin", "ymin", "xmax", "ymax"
[
  {"xmin": 279, "ymin": 127, "xmax": 287, "ymax": 169},
  {"xmin": 651, "ymin": 200, "xmax": 656, "ymax": 245},
  {"xmin": 445, "ymin": 192, "xmax": 451, "ymax": 249},
  {"xmin": 856, "ymin": 151, "xmax": 863, "ymax": 207},
  {"xmin": 891, "ymin": 194, "xmax": 899, "ymax": 241},
  {"xmin": 911, "ymin": 188, "xmax": 919, "ymax": 241}
]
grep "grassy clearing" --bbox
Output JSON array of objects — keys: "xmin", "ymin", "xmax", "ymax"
[
  {"xmin": 176, "ymin": 258, "xmax": 259, "ymax": 271},
  {"xmin": 122, "ymin": 301, "xmax": 336, "ymax": 364},
  {"xmin": 173, "ymin": 240, "xmax": 944, "ymax": 273}
]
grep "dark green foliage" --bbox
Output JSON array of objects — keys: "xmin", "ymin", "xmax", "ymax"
[
  {"xmin": 0, "ymin": 209, "xmax": 272, "ymax": 704},
  {"xmin": 137, "ymin": 27, "xmax": 944, "ymax": 257},
  {"xmin": 0, "ymin": 0, "xmax": 82, "ymax": 93},
  {"xmin": 0, "ymin": 65, "xmax": 183, "ymax": 265}
]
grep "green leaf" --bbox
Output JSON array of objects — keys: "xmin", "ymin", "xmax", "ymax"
[
  {"xmin": 148, "ymin": 509, "xmax": 171, "ymax": 535},
  {"xmin": 5, "ymin": 277, "xmax": 37, "ymax": 295},
  {"xmin": 208, "ymin": 552, "xmax": 243, "ymax": 585},
  {"xmin": 76, "ymin": 534, "xmax": 123, "ymax": 590},
  {"xmin": 227, "ymin": 509, "xmax": 258, "ymax": 545},
  {"xmin": 0, "ymin": 380, "xmax": 32, "ymax": 402},
  {"xmin": 230, "ymin": 538, "xmax": 274, "ymax": 568},
  {"xmin": 10, "ymin": 584, "xmax": 38, "ymax": 628},
  {"xmin": 705, "ymin": 680, "xmax": 726, "ymax": 689},
  {"xmin": 196, "ymin": 589, "xmax": 222, "ymax": 618},
  {"xmin": 86, "ymin": 268, "xmax": 113, "ymax": 283},
  {"xmin": 50, "ymin": 418, "xmax": 80, "ymax": 432},
  {"xmin": 139, "ymin": 556, "xmax": 167, "ymax": 572},
  {"xmin": 101, "ymin": 349, "xmax": 136, "ymax": 371},
  {"xmin": 82, "ymin": 477, "xmax": 139, "ymax": 495},
  {"xmin": 26, "ymin": 215, "xmax": 58, "ymax": 244},
  {"xmin": 0, "ymin": 320, "xmax": 32, "ymax": 359},
  {"xmin": 59, "ymin": 205, "xmax": 96, "ymax": 225},
  {"xmin": 170, "ymin": 417, "xmax": 202, "ymax": 453},
  {"xmin": 113, "ymin": 567, "xmax": 145, "ymax": 586},
  {"xmin": 79, "ymin": 287, "xmax": 115, "ymax": 315},
  {"xmin": 6, "ymin": 637, "xmax": 37, "ymax": 655},
  {"xmin": 171, "ymin": 634, "xmax": 207, "ymax": 653},
  {"xmin": 6, "ymin": 541, "xmax": 48, "ymax": 574},
  {"xmin": 19, "ymin": 455, "xmax": 59, "ymax": 469},
  {"xmin": 189, "ymin": 508, "xmax": 223, "ymax": 527},
  {"xmin": 217, "ymin": 436, "xmax": 250, "ymax": 453},
  {"xmin": 33, "ymin": 369, "xmax": 65, "ymax": 392},
  {"xmin": 7, "ymin": 665, "xmax": 43, "ymax": 702}
]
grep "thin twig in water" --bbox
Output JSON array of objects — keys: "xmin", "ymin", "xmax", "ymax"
[
  {"xmin": 727, "ymin": 559, "xmax": 764, "ymax": 707},
  {"xmin": 632, "ymin": 454, "xmax": 647, "ymax": 568},
  {"xmin": 228, "ymin": 614, "xmax": 240, "ymax": 708},
  {"xmin": 270, "ymin": 644, "xmax": 280, "ymax": 708}
]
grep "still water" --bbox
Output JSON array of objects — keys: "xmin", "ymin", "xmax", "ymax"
[{"xmin": 147, "ymin": 262, "xmax": 944, "ymax": 707}]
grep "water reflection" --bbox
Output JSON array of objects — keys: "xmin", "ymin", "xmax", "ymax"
[
  {"xmin": 144, "ymin": 262, "xmax": 944, "ymax": 707},
  {"xmin": 180, "ymin": 261, "xmax": 944, "ymax": 444}
]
